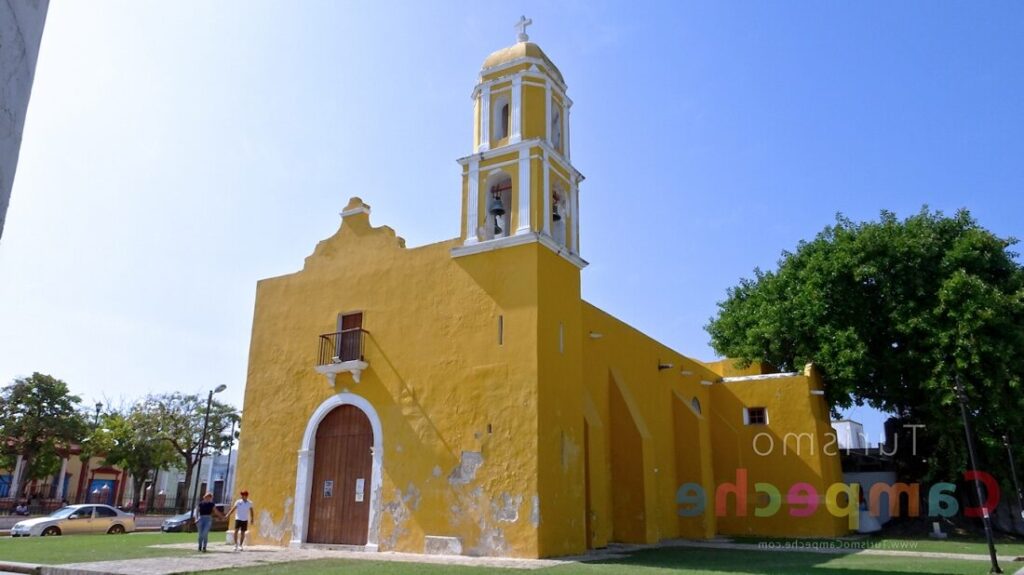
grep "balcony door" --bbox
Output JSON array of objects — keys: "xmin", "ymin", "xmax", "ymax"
[{"xmin": 336, "ymin": 312, "xmax": 363, "ymax": 362}]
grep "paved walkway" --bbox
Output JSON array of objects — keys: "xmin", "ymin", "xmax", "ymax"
[{"xmin": 31, "ymin": 542, "xmax": 609, "ymax": 574}]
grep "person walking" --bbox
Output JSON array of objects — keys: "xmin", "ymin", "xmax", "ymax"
[
  {"xmin": 194, "ymin": 492, "xmax": 223, "ymax": 552},
  {"xmin": 226, "ymin": 490, "xmax": 254, "ymax": 551}
]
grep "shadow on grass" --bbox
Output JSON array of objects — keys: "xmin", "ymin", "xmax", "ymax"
[{"xmin": 578, "ymin": 547, "xmax": 992, "ymax": 575}]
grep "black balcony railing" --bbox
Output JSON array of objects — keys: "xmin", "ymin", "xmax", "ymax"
[{"xmin": 318, "ymin": 329, "xmax": 366, "ymax": 366}]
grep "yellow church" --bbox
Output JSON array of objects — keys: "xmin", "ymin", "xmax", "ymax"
[{"xmin": 235, "ymin": 21, "xmax": 847, "ymax": 558}]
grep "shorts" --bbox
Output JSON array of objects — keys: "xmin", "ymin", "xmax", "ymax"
[{"xmin": 235, "ymin": 519, "xmax": 248, "ymax": 532}]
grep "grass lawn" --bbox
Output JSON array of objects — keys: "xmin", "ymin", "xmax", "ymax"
[
  {"xmin": 0, "ymin": 534, "xmax": 1011, "ymax": 574},
  {"xmin": 0, "ymin": 531, "xmax": 196, "ymax": 564},
  {"xmin": 187, "ymin": 548, "xmax": 1003, "ymax": 575},
  {"xmin": 733, "ymin": 535, "xmax": 1024, "ymax": 557}
]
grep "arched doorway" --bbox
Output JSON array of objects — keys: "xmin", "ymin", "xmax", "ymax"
[{"xmin": 306, "ymin": 404, "xmax": 374, "ymax": 545}]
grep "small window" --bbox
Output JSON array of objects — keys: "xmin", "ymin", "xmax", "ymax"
[
  {"xmin": 493, "ymin": 97, "xmax": 510, "ymax": 140},
  {"xmin": 691, "ymin": 397, "xmax": 702, "ymax": 415},
  {"xmin": 551, "ymin": 105, "xmax": 562, "ymax": 149},
  {"xmin": 745, "ymin": 407, "xmax": 768, "ymax": 425}
]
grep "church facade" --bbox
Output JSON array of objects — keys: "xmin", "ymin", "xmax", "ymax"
[{"xmin": 234, "ymin": 26, "xmax": 846, "ymax": 558}]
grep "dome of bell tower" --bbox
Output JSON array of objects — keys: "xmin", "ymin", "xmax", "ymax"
[{"xmin": 481, "ymin": 41, "xmax": 565, "ymax": 86}]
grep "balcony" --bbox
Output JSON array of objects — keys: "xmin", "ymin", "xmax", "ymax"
[{"xmin": 314, "ymin": 328, "xmax": 369, "ymax": 386}]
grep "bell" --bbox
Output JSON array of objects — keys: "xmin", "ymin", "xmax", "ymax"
[
  {"xmin": 488, "ymin": 194, "xmax": 505, "ymax": 216},
  {"xmin": 552, "ymin": 202, "xmax": 562, "ymax": 222}
]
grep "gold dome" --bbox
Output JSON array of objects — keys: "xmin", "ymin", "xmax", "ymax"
[{"xmin": 482, "ymin": 42, "xmax": 564, "ymax": 85}]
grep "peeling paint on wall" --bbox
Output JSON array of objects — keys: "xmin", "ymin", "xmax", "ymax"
[
  {"xmin": 561, "ymin": 432, "xmax": 579, "ymax": 471},
  {"xmin": 258, "ymin": 497, "xmax": 293, "ymax": 543},
  {"xmin": 494, "ymin": 492, "xmax": 522, "ymax": 522},
  {"xmin": 448, "ymin": 451, "xmax": 483, "ymax": 485},
  {"xmin": 530, "ymin": 495, "xmax": 541, "ymax": 528},
  {"xmin": 380, "ymin": 483, "xmax": 421, "ymax": 551}
]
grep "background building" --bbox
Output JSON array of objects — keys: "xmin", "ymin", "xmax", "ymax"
[
  {"xmin": 0, "ymin": 0, "xmax": 49, "ymax": 240},
  {"xmin": 831, "ymin": 419, "xmax": 867, "ymax": 451}
]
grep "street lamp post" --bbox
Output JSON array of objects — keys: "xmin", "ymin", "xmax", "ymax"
[
  {"xmin": 1003, "ymin": 434, "xmax": 1024, "ymax": 527},
  {"xmin": 77, "ymin": 402, "xmax": 103, "ymax": 504},
  {"xmin": 222, "ymin": 415, "xmax": 238, "ymax": 504},
  {"xmin": 189, "ymin": 385, "xmax": 226, "ymax": 516},
  {"xmin": 955, "ymin": 375, "xmax": 1002, "ymax": 574}
]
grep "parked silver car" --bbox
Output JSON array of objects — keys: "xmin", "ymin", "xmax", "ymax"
[{"xmin": 10, "ymin": 504, "xmax": 136, "ymax": 537}]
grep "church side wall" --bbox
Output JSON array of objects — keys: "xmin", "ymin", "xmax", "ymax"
[{"xmin": 579, "ymin": 303, "xmax": 718, "ymax": 547}]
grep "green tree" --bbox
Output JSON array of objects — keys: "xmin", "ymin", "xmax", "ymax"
[
  {"xmin": 706, "ymin": 209, "xmax": 1024, "ymax": 482},
  {"xmin": 0, "ymin": 373, "xmax": 87, "ymax": 499},
  {"xmin": 137, "ymin": 392, "xmax": 236, "ymax": 512},
  {"xmin": 99, "ymin": 409, "xmax": 177, "ymax": 511}
]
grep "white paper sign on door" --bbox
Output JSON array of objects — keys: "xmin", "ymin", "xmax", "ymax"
[
  {"xmin": 354, "ymin": 478, "xmax": 365, "ymax": 502},
  {"xmin": 323, "ymin": 480, "xmax": 334, "ymax": 498}
]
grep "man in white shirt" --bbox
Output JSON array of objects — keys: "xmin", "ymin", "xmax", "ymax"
[{"xmin": 227, "ymin": 490, "xmax": 254, "ymax": 551}]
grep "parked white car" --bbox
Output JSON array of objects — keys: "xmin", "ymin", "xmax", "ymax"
[{"xmin": 10, "ymin": 504, "xmax": 136, "ymax": 537}]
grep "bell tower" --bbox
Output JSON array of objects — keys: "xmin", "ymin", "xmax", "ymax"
[{"xmin": 452, "ymin": 17, "xmax": 587, "ymax": 269}]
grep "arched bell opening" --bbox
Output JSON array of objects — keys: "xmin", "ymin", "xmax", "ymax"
[{"xmin": 483, "ymin": 171, "xmax": 513, "ymax": 240}]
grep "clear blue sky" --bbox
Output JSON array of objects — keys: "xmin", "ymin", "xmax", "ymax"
[{"xmin": 1, "ymin": 2, "xmax": 1021, "ymax": 441}]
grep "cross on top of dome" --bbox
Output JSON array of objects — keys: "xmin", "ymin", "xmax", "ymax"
[{"xmin": 514, "ymin": 15, "xmax": 532, "ymax": 42}]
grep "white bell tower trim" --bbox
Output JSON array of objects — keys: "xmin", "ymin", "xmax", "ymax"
[
  {"xmin": 466, "ymin": 157, "xmax": 480, "ymax": 244},
  {"xmin": 542, "ymin": 153, "xmax": 551, "ymax": 236},
  {"xmin": 510, "ymin": 76, "xmax": 523, "ymax": 144},
  {"xmin": 565, "ymin": 104, "xmax": 572, "ymax": 160},
  {"xmin": 516, "ymin": 147, "xmax": 531, "ymax": 234},
  {"xmin": 570, "ymin": 180, "xmax": 580, "ymax": 252},
  {"xmin": 544, "ymin": 81, "xmax": 552, "ymax": 144},
  {"xmin": 478, "ymin": 84, "xmax": 491, "ymax": 152}
]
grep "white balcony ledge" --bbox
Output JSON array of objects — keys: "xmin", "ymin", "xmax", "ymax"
[{"xmin": 315, "ymin": 360, "xmax": 369, "ymax": 386}]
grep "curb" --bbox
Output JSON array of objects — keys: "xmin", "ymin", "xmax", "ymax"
[
  {"xmin": 0, "ymin": 562, "xmax": 128, "ymax": 575},
  {"xmin": 0, "ymin": 561, "xmax": 41, "ymax": 575}
]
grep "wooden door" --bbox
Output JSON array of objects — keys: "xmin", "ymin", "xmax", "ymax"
[
  {"xmin": 307, "ymin": 405, "xmax": 373, "ymax": 544},
  {"xmin": 337, "ymin": 312, "xmax": 363, "ymax": 361}
]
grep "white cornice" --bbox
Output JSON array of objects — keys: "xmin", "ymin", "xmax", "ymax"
[
  {"xmin": 457, "ymin": 138, "xmax": 584, "ymax": 183},
  {"xmin": 451, "ymin": 231, "xmax": 588, "ymax": 269},
  {"xmin": 721, "ymin": 372, "xmax": 800, "ymax": 383},
  {"xmin": 476, "ymin": 57, "xmax": 568, "ymax": 92},
  {"xmin": 340, "ymin": 205, "xmax": 371, "ymax": 218},
  {"xmin": 472, "ymin": 70, "xmax": 569, "ymax": 103}
]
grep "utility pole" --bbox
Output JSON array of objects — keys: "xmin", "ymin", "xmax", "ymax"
[
  {"xmin": 955, "ymin": 375, "xmax": 1002, "ymax": 574},
  {"xmin": 189, "ymin": 385, "xmax": 226, "ymax": 516},
  {"xmin": 1003, "ymin": 434, "xmax": 1024, "ymax": 529}
]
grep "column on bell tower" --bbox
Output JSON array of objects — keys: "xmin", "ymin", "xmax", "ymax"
[{"xmin": 453, "ymin": 21, "xmax": 587, "ymax": 270}]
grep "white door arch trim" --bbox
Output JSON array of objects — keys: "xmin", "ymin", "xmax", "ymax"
[{"xmin": 291, "ymin": 392, "xmax": 382, "ymax": 550}]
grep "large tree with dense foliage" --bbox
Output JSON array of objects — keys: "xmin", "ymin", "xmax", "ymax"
[
  {"xmin": 98, "ymin": 409, "xmax": 177, "ymax": 511},
  {"xmin": 706, "ymin": 209, "xmax": 1024, "ymax": 482},
  {"xmin": 136, "ymin": 392, "xmax": 236, "ymax": 511},
  {"xmin": 0, "ymin": 373, "xmax": 87, "ymax": 498}
]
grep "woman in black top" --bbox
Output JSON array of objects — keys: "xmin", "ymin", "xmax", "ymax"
[{"xmin": 194, "ymin": 492, "xmax": 224, "ymax": 552}]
